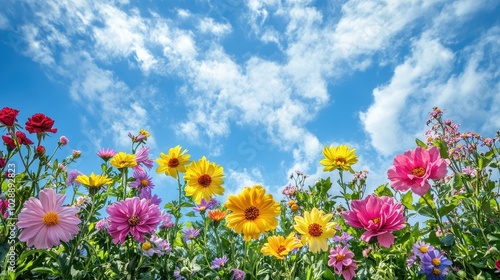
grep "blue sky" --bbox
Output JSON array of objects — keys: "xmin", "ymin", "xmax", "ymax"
[{"xmin": 1, "ymin": 0, "xmax": 499, "ymax": 204}]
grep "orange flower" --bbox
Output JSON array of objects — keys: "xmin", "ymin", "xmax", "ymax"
[{"xmin": 208, "ymin": 209, "xmax": 227, "ymax": 222}]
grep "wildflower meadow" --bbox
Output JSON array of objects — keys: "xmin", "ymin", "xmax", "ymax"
[{"xmin": 0, "ymin": 106, "xmax": 499, "ymax": 280}]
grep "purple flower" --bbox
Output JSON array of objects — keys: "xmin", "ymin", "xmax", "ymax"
[
  {"xmin": 461, "ymin": 166, "xmax": 476, "ymax": 177},
  {"xmin": 332, "ymin": 232, "xmax": 353, "ymax": 245},
  {"xmin": 66, "ymin": 170, "xmax": 82, "ymax": 186},
  {"xmin": 183, "ymin": 228, "xmax": 201, "ymax": 242},
  {"xmin": 230, "ymin": 269, "xmax": 246, "ymax": 280},
  {"xmin": 130, "ymin": 168, "xmax": 155, "ymax": 192},
  {"xmin": 328, "ymin": 244, "xmax": 358, "ymax": 280},
  {"xmin": 412, "ymin": 241, "xmax": 435, "ymax": 257},
  {"xmin": 160, "ymin": 211, "xmax": 175, "ymax": 229},
  {"xmin": 211, "ymin": 255, "xmax": 228, "ymax": 269},
  {"xmin": 96, "ymin": 218, "xmax": 109, "ymax": 231},
  {"xmin": 97, "ymin": 148, "xmax": 116, "ymax": 161},
  {"xmin": 194, "ymin": 198, "xmax": 219, "ymax": 213},
  {"xmin": 135, "ymin": 146, "xmax": 153, "ymax": 170},
  {"xmin": 140, "ymin": 188, "xmax": 162, "ymax": 205},
  {"xmin": 420, "ymin": 250, "xmax": 452, "ymax": 280},
  {"xmin": 142, "ymin": 235, "xmax": 171, "ymax": 257}
]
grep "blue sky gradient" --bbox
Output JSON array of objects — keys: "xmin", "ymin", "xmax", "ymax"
[{"xmin": 1, "ymin": 0, "xmax": 499, "ymax": 204}]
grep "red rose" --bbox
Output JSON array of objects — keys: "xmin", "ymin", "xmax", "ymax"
[
  {"xmin": 0, "ymin": 107, "xmax": 20, "ymax": 127},
  {"xmin": 2, "ymin": 135, "xmax": 16, "ymax": 149},
  {"xmin": 36, "ymin": 145, "xmax": 46, "ymax": 155},
  {"xmin": 15, "ymin": 131, "xmax": 34, "ymax": 145},
  {"xmin": 25, "ymin": 113, "xmax": 57, "ymax": 134},
  {"xmin": 0, "ymin": 157, "xmax": 6, "ymax": 168}
]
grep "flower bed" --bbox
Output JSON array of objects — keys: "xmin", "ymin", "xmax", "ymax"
[{"xmin": 0, "ymin": 107, "xmax": 499, "ymax": 279}]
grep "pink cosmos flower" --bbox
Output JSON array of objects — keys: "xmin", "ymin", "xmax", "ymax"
[
  {"xmin": 342, "ymin": 195, "xmax": 406, "ymax": 248},
  {"xmin": 328, "ymin": 244, "xmax": 358, "ymax": 280},
  {"xmin": 134, "ymin": 146, "xmax": 153, "ymax": 170},
  {"xmin": 17, "ymin": 188, "xmax": 81, "ymax": 249},
  {"xmin": 387, "ymin": 146, "xmax": 449, "ymax": 196},
  {"xmin": 97, "ymin": 148, "xmax": 116, "ymax": 161},
  {"xmin": 106, "ymin": 197, "xmax": 161, "ymax": 244}
]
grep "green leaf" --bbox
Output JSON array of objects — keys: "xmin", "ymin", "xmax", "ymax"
[
  {"xmin": 374, "ymin": 184, "xmax": 393, "ymax": 197},
  {"xmin": 415, "ymin": 138, "xmax": 428, "ymax": 149},
  {"xmin": 438, "ymin": 203, "xmax": 456, "ymax": 217},
  {"xmin": 451, "ymin": 173, "xmax": 463, "ymax": 190},
  {"xmin": 185, "ymin": 211, "xmax": 196, "ymax": 217},
  {"xmin": 432, "ymin": 139, "xmax": 449, "ymax": 159},
  {"xmin": 402, "ymin": 191, "xmax": 415, "ymax": 210},
  {"xmin": 439, "ymin": 234, "xmax": 455, "ymax": 246},
  {"xmin": 418, "ymin": 192, "xmax": 435, "ymax": 209}
]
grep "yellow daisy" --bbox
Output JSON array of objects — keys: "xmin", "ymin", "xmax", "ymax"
[
  {"xmin": 109, "ymin": 152, "xmax": 137, "ymax": 169},
  {"xmin": 294, "ymin": 207, "xmax": 336, "ymax": 253},
  {"xmin": 184, "ymin": 156, "xmax": 224, "ymax": 203},
  {"xmin": 320, "ymin": 145, "xmax": 358, "ymax": 173},
  {"xmin": 224, "ymin": 185, "xmax": 280, "ymax": 241},
  {"xmin": 261, "ymin": 232, "xmax": 302, "ymax": 259},
  {"xmin": 139, "ymin": 128, "xmax": 150, "ymax": 138},
  {"xmin": 75, "ymin": 172, "xmax": 113, "ymax": 189},
  {"xmin": 156, "ymin": 145, "xmax": 191, "ymax": 179}
]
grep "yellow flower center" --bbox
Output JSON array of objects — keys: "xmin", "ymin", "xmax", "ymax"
[
  {"xmin": 419, "ymin": 246, "xmax": 428, "ymax": 253},
  {"xmin": 244, "ymin": 206, "xmax": 260, "ymax": 220},
  {"xmin": 140, "ymin": 179, "xmax": 149, "ymax": 187},
  {"xmin": 431, "ymin": 257, "xmax": 441, "ymax": 266},
  {"xmin": 199, "ymin": 206, "xmax": 206, "ymax": 211},
  {"xmin": 128, "ymin": 215, "xmax": 140, "ymax": 226},
  {"xmin": 198, "ymin": 174, "xmax": 212, "ymax": 187},
  {"xmin": 291, "ymin": 204, "xmax": 300, "ymax": 211},
  {"xmin": 412, "ymin": 167, "xmax": 426, "ymax": 177},
  {"xmin": 277, "ymin": 245, "xmax": 286, "ymax": 254},
  {"xmin": 432, "ymin": 268, "xmax": 441, "ymax": 275},
  {"xmin": 308, "ymin": 223, "xmax": 323, "ymax": 237},
  {"xmin": 336, "ymin": 157, "xmax": 346, "ymax": 164},
  {"xmin": 142, "ymin": 242, "xmax": 152, "ymax": 251},
  {"xmin": 372, "ymin": 217, "xmax": 381, "ymax": 224},
  {"xmin": 42, "ymin": 211, "xmax": 59, "ymax": 226},
  {"xmin": 336, "ymin": 254, "xmax": 345, "ymax": 262},
  {"xmin": 168, "ymin": 158, "xmax": 179, "ymax": 168}
]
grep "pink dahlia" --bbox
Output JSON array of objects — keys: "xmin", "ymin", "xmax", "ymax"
[
  {"xmin": 328, "ymin": 244, "xmax": 358, "ymax": 280},
  {"xmin": 17, "ymin": 188, "xmax": 81, "ymax": 249},
  {"xmin": 106, "ymin": 197, "xmax": 161, "ymax": 244},
  {"xmin": 387, "ymin": 146, "xmax": 449, "ymax": 196},
  {"xmin": 342, "ymin": 195, "xmax": 406, "ymax": 248}
]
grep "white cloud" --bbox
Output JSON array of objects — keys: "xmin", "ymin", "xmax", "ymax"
[
  {"xmin": 198, "ymin": 18, "xmax": 231, "ymax": 36},
  {"xmin": 0, "ymin": 13, "xmax": 8, "ymax": 29}
]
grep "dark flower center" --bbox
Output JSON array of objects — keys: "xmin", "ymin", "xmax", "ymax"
[
  {"xmin": 336, "ymin": 157, "xmax": 346, "ymax": 164},
  {"xmin": 412, "ymin": 167, "xmax": 426, "ymax": 177},
  {"xmin": 336, "ymin": 254, "xmax": 345, "ymax": 262},
  {"xmin": 198, "ymin": 174, "xmax": 212, "ymax": 187},
  {"xmin": 432, "ymin": 268, "xmax": 441, "ymax": 275},
  {"xmin": 128, "ymin": 215, "xmax": 140, "ymax": 226},
  {"xmin": 168, "ymin": 158, "xmax": 179, "ymax": 168},
  {"xmin": 244, "ymin": 206, "xmax": 260, "ymax": 220},
  {"xmin": 277, "ymin": 245, "xmax": 286, "ymax": 254},
  {"xmin": 308, "ymin": 223, "xmax": 323, "ymax": 237}
]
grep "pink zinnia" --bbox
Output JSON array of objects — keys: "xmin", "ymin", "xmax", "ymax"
[
  {"xmin": 17, "ymin": 188, "xmax": 81, "ymax": 249},
  {"xmin": 387, "ymin": 146, "xmax": 449, "ymax": 196},
  {"xmin": 328, "ymin": 244, "xmax": 358, "ymax": 280},
  {"xmin": 106, "ymin": 197, "xmax": 161, "ymax": 244},
  {"xmin": 342, "ymin": 195, "xmax": 406, "ymax": 248}
]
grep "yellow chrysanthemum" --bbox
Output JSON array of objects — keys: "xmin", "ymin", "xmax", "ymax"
[
  {"xmin": 294, "ymin": 207, "xmax": 336, "ymax": 253},
  {"xmin": 156, "ymin": 145, "xmax": 191, "ymax": 179},
  {"xmin": 109, "ymin": 152, "xmax": 137, "ymax": 169},
  {"xmin": 224, "ymin": 185, "xmax": 280, "ymax": 241},
  {"xmin": 320, "ymin": 145, "xmax": 358, "ymax": 173},
  {"xmin": 261, "ymin": 232, "xmax": 302, "ymax": 259},
  {"xmin": 184, "ymin": 156, "xmax": 224, "ymax": 203},
  {"xmin": 75, "ymin": 172, "xmax": 113, "ymax": 188},
  {"xmin": 140, "ymin": 128, "xmax": 150, "ymax": 137}
]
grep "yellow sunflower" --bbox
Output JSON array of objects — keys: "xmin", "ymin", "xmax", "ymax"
[
  {"xmin": 109, "ymin": 152, "xmax": 137, "ymax": 169},
  {"xmin": 294, "ymin": 207, "xmax": 336, "ymax": 253},
  {"xmin": 139, "ymin": 128, "xmax": 150, "ymax": 138},
  {"xmin": 156, "ymin": 145, "xmax": 191, "ymax": 179},
  {"xmin": 75, "ymin": 172, "xmax": 113, "ymax": 188},
  {"xmin": 224, "ymin": 185, "xmax": 280, "ymax": 241},
  {"xmin": 184, "ymin": 156, "xmax": 224, "ymax": 203},
  {"xmin": 320, "ymin": 145, "xmax": 358, "ymax": 173},
  {"xmin": 261, "ymin": 232, "xmax": 302, "ymax": 259}
]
